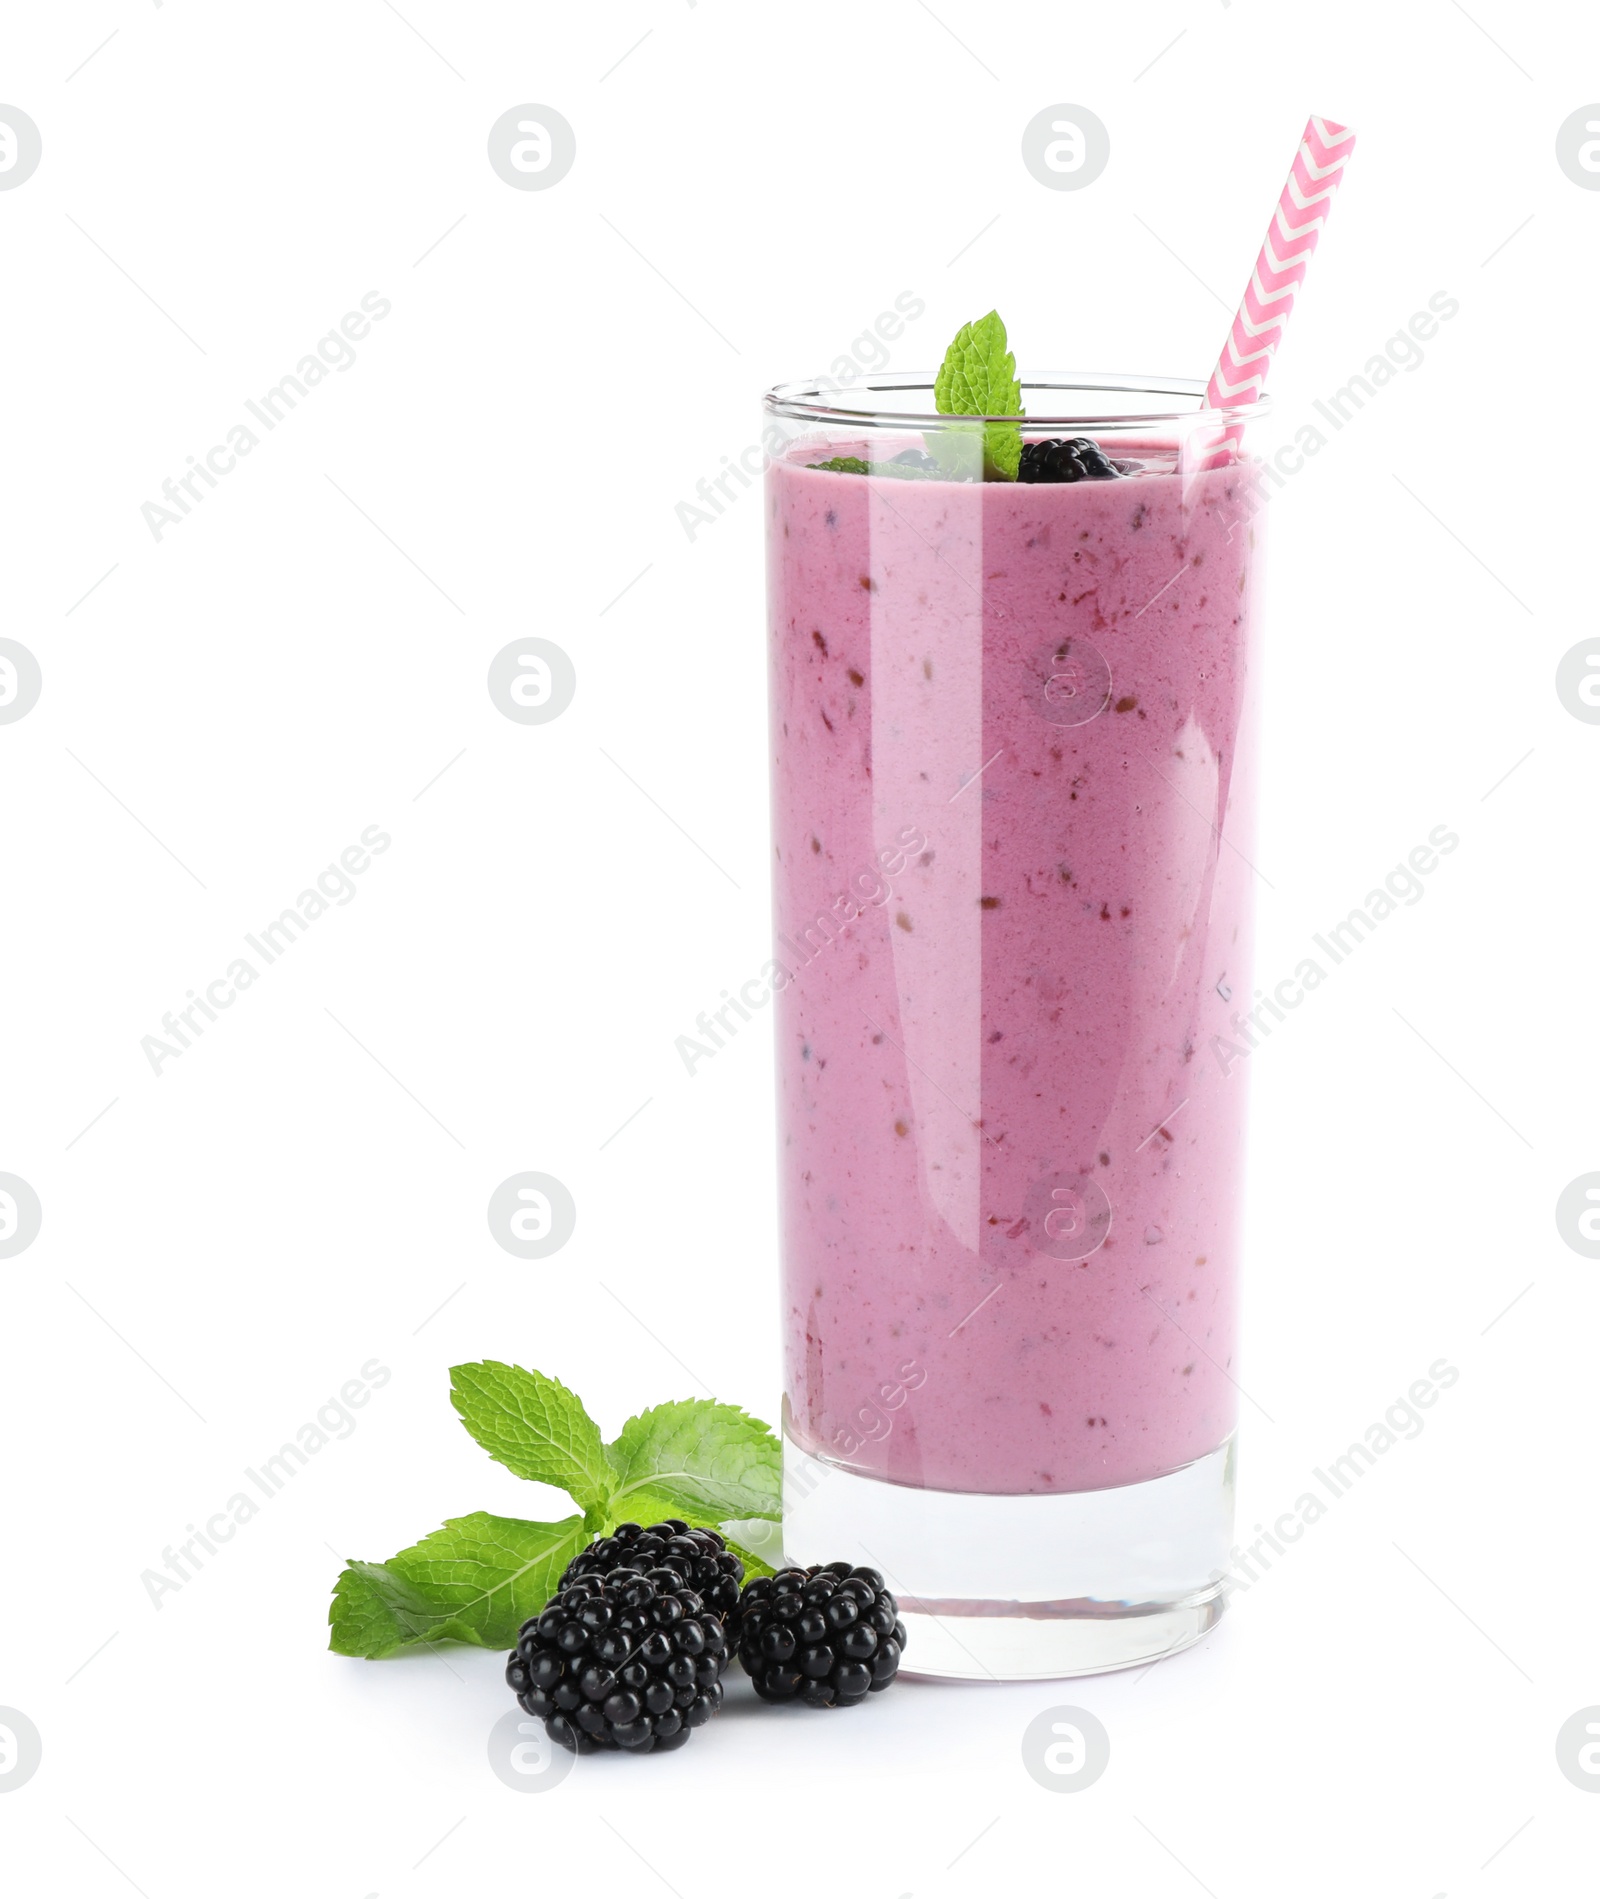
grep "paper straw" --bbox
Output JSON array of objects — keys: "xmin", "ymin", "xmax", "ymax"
[{"xmin": 1202, "ymin": 115, "xmax": 1356, "ymax": 461}]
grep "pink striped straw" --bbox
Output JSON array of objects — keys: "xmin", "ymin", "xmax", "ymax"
[{"xmin": 1202, "ymin": 114, "xmax": 1357, "ymax": 462}]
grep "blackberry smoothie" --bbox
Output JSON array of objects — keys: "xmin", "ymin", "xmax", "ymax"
[{"xmin": 767, "ymin": 422, "xmax": 1259, "ymax": 1517}]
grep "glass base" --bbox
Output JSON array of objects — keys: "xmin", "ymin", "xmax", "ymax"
[{"xmin": 781, "ymin": 1432, "xmax": 1235, "ymax": 1681}]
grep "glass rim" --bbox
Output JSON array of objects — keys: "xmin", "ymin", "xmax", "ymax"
[{"xmin": 763, "ymin": 371, "xmax": 1269, "ymax": 430}]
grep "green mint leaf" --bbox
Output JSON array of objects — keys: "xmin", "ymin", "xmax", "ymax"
[
  {"xmin": 928, "ymin": 423, "xmax": 984, "ymax": 482},
  {"xmin": 449, "ymin": 1363, "xmax": 614, "ymax": 1515},
  {"xmin": 931, "ymin": 309, "xmax": 1023, "ymax": 481},
  {"xmin": 596, "ymin": 1488, "xmax": 722, "ymax": 1534},
  {"xmin": 809, "ymin": 455, "xmax": 937, "ymax": 480},
  {"xmin": 605, "ymin": 1400, "xmax": 782, "ymax": 1523},
  {"xmin": 329, "ymin": 1512, "xmax": 587, "ymax": 1657}
]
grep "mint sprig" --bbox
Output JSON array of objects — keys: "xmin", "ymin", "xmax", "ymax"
[
  {"xmin": 448, "ymin": 1362, "xmax": 614, "ymax": 1516},
  {"xmin": 332, "ymin": 1513, "xmax": 589, "ymax": 1658},
  {"xmin": 607, "ymin": 1399, "xmax": 783, "ymax": 1523},
  {"xmin": 329, "ymin": 1365, "xmax": 781, "ymax": 1658},
  {"xmin": 930, "ymin": 309, "xmax": 1024, "ymax": 481}
]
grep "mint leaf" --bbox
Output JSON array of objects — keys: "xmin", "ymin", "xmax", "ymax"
[
  {"xmin": 931, "ymin": 309, "xmax": 1023, "ymax": 481},
  {"xmin": 606, "ymin": 1400, "xmax": 782, "ymax": 1523},
  {"xmin": 331, "ymin": 1375, "xmax": 788, "ymax": 1663},
  {"xmin": 449, "ymin": 1363, "xmax": 613, "ymax": 1516},
  {"xmin": 329, "ymin": 1512, "xmax": 587, "ymax": 1657},
  {"xmin": 934, "ymin": 309, "xmax": 1021, "ymax": 416},
  {"xmin": 810, "ymin": 455, "xmax": 936, "ymax": 480}
]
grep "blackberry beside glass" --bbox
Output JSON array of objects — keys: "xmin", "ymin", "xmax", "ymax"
[
  {"xmin": 734, "ymin": 1563, "xmax": 905, "ymax": 1707},
  {"xmin": 506, "ymin": 1568, "xmax": 728, "ymax": 1753},
  {"xmin": 560, "ymin": 1518, "xmax": 744, "ymax": 1624}
]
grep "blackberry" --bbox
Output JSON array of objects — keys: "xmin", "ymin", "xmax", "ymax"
[
  {"xmin": 505, "ymin": 1568, "xmax": 728, "ymax": 1754},
  {"xmin": 734, "ymin": 1562, "xmax": 905, "ymax": 1707},
  {"xmin": 888, "ymin": 448, "xmax": 939, "ymax": 471},
  {"xmin": 1018, "ymin": 436, "xmax": 1123, "ymax": 484},
  {"xmin": 560, "ymin": 1519, "xmax": 744, "ymax": 1624}
]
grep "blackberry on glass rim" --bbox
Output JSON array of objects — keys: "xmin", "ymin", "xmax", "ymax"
[
  {"xmin": 1017, "ymin": 434, "xmax": 1124, "ymax": 483},
  {"xmin": 734, "ymin": 1563, "xmax": 905, "ymax": 1707},
  {"xmin": 505, "ymin": 1567, "xmax": 729, "ymax": 1754}
]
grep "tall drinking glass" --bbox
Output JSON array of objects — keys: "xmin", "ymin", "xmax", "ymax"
[{"xmin": 763, "ymin": 376, "xmax": 1265, "ymax": 1678}]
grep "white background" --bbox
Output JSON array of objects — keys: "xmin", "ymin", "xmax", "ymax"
[{"xmin": 1, "ymin": 2, "xmax": 1596, "ymax": 1894}]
